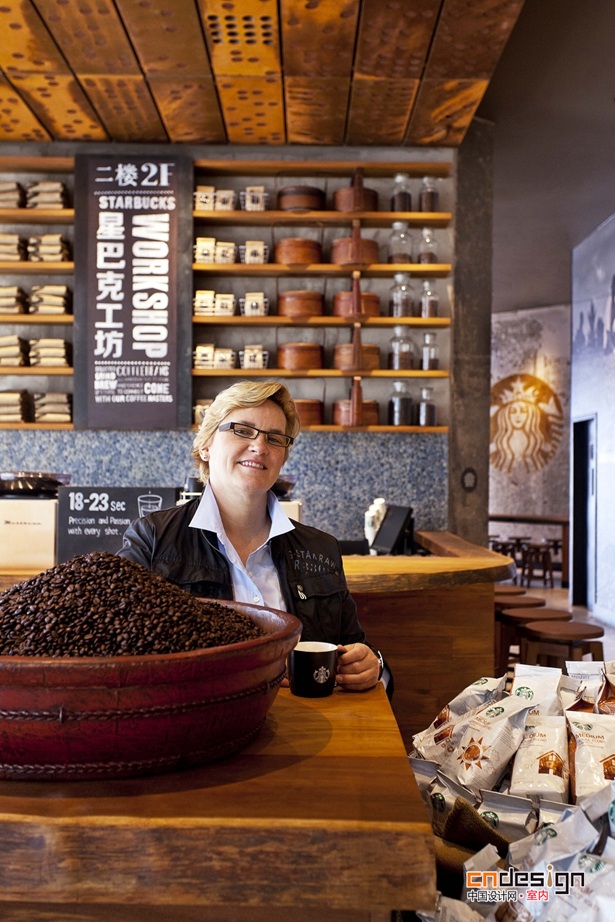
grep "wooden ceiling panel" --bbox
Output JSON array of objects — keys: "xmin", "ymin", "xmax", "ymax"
[
  {"xmin": 6, "ymin": 73, "xmax": 106, "ymax": 141},
  {"xmin": 115, "ymin": 0, "xmax": 213, "ymax": 77},
  {"xmin": 31, "ymin": 0, "xmax": 141, "ymax": 75},
  {"xmin": 354, "ymin": 0, "xmax": 441, "ymax": 79},
  {"xmin": 0, "ymin": 73, "xmax": 51, "ymax": 142},
  {"xmin": 425, "ymin": 0, "xmax": 526, "ymax": 79},
  {"xmin": 280, "ymin": 0, "xmax": 359, "ymax": 77},
  {"xmin": 406, "ymin": 79, "xmax": 489, "ymax": 146},
  {"xmin": 346, "ymin": 77, "xmax": 419, "ymax": 146},
  {"xmin": 216, "ymin": 76, "xmax": 285, "ymax": 145},
  {"xmin": 285, "ymin": 77, "xmax": 349, "ymax": 145},
  {"xmin": 0, "ymin": 1, "xmax": 69, "ymax": 73},
  {"xmin": 198, "ymin": 0, "xmax": 280, "ymax": 77},
  {"xmin": 147, "ymin": 76, "xmax": 226, "ymax": 143},
  {"xmin": 78, "ymin": 76, "xmax": 167, "ymax": 143},
  {"xmin": 0, "ymin": 0, "xmax": 527, "ymax": 146}
]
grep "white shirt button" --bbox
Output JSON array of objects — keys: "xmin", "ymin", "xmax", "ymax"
[{"xmin": 253, "ymin": 595, "xmax": 260, "ymax": 603}]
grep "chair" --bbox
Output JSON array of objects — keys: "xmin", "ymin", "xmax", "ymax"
[
  {"xmin": 520, "ymin": 620, "xmax": 605, "ymax": 669},
  {"xmin": 520, "ymin": 541, "xmax": 554, "ymax": 588},
  {"xmin": 494, "ymin": 584, "xmax": 526, "ymax": 597}
]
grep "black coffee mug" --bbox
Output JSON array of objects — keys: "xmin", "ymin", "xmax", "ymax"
[{"xmin": 288, "ymin": 641, "xmax": 338, "ymax": 698}]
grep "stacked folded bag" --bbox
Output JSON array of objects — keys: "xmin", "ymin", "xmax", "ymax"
[
  {"xmin": 0, "ymin": 390, "xmax": 30, "ymax": 422},
  {"xmin": 0, "ymin": 334, "xmax": 29, "ymax": 366},
  {"xmin": 0, "ymin": 285, "xmax": 29, "ymax": 313},
  {"xmin": 28, "ymin": 337, "xmax": 72, "ymax": 368},
  {"xmin": 25, "ymin": 180, "xmax": 69, "ymax": 210},
  {"xmin": 27, "ymin": 234, "xmax": 71, "ymax": 262},
  {"xmin": 32, "ymin": 391, "xmax": 72, "ymax": 422},
  {"xmin": 0, "ymin": 181, "xmax": 25, "ymax": 207},
  {"xmin": 410, "ymin": 659, "xmax": 615, "ymax": 921},
  {"xmin": 0, "ymin": 233, "xmax": 26, "ymax": 261},
  {"xmin": 29, "ymin": 283, "xmax": 72, "ymax": 314}
]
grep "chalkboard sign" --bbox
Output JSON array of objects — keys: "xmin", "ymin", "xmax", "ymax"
[{"xmin": 56, "ymin": 486, "xmax": 179, "ymax": 563}]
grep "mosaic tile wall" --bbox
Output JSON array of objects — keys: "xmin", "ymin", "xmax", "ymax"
[{"xmin": 0, "ymin": 429, "xmax": 448, "ymax": 542}]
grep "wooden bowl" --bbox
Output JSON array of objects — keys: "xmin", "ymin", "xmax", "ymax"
[
  {"xmin": 278, "ymin": 185, "xmax": 325, "ymax": 211},
  {"xmin": 277, "ymin": 342, "xmax": 323, "ymax": 370},
  {"xmin": 275, "ymin": 238, "xmax": 322, "ymax": 265},
  {"xmin": 333, "ymin": 400, "xmax": 380, "ymax": 426},
  {"xmin": 278, "ymin": 290, "xmax": 324, "ymax": 318},
  {"xmin": 294, "ymin": 398, "xmax": 324, "ymax": 425},
  {"xmin": 333, "ymin": 342, "xmax": 380, "ymax": 371},
  {"xmin": 332, "ymin": 290, "xmax": 381, "ymax": 318},
  {"xmin": 0, "ymin": 601, "xmax": 301, "ymax": 781},
  {"xmin": 333, "ymin": 185, "xmax": 378, "ymax": 212},
  {"xmin": 331, "ymin": 235, "xmax": 379, "ymax": 266}
]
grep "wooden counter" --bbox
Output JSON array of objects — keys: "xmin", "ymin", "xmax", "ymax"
[
  {"xmin": 344, "ymin": 531, "xmax": 515, "ymax": 750},
  {"xmin": 0, "ymin": 684, "xmax": 435, "ymax": 922}
]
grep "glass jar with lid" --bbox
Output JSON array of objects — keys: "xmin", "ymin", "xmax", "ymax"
[
  {"xmin": 389, "ymin": 273, "xmax": 416, "ymax": 317},
  {"xmin": 388, "ymin": 221, "xmax": 413, "ymax": 263},
  {"xmin": 418, "ymin": 227, "xmax": 438, "ymax": 264},
  {"xmin": 421, "ymin": 332, "xmax": 439, "ymax": 370},
  {"xmin": 388, "ymin": 380, "xmax": 414, "ymax": 426},
  {"xmin": 420, "ymin": 280, "xmax": 439, "ymax": 318},
  {"xmin": 390, "ymin": 173, "xmax": 412, "ymax": 212},
  {"xmin": 418, "ymin": 386, "xmax": 437, "ymax": 426},
  {"xmin": 419, "ymin": 176, "xmax": 439, "ymax": 212},
  {"xmin": 388, "ymin": 325, "xmax": 415, "ymax": 370}
]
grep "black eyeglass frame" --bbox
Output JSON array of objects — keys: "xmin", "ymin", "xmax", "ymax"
[{"xmin": 218, "ymin": 421, "xmax": 294, "ymax": 448}]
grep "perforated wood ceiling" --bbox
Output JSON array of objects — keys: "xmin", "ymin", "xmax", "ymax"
[{"xmin": 0, "ymin": 0, "xmax": 525, "ymax": 147}]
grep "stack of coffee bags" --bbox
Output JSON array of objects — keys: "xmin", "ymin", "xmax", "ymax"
[
  {"xmin": 0, "ymin": 390, "xmax": 30, "ymax": 422},
  {"xmin": 0, "ymin": 233, "xmax": 26, "ymax": 261},
  {"xmin": 32, "ymin": 391, "xmax": 72, "ymax": 423},
  {"xmin": 0, "ymin": 285, "xmax": 29, "ymax": 313},
  {"xmin": 0, "ymin": 181, "xmax": 24, "ymax": 207},
  {"xmin": 0, "ymin": 334, "xmax": 28, "ymax": 366},
  {"xmin": 25, "ymin": 180, "xmax": 69, "ymax": 209},
  {"xmin": 29, "ymin": 284, "xmax": 72, "ymax": 314},
  {"xmin": 27, "ymin": 234, "xmax": 71, "ymax": 262},
  {"xmin": 28, "ymin": 337, "xmax": 72, "ymax": 368}
]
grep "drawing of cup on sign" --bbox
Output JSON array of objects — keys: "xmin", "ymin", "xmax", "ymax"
[{"xmin": 137, "ymin": 493, "xmax": 163, "ymax": 517}]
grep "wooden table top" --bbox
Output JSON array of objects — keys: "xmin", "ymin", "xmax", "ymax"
[{"xmin": 0, "ymin": 684, "xmax": 436, "ymax": 921}]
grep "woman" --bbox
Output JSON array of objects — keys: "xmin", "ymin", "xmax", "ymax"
[{"xmin": 118, "ymin": 380, "xmax": 386, "ymax": 693}]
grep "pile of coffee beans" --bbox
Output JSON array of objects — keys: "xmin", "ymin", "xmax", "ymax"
[{"xmin": 0, "ymin": 552, "xmax": 264, "ymax": 658}]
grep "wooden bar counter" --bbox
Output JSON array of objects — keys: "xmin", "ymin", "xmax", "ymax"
[
  {"xmin": 343, "ymin": 531, "xmax": 515, "ymax": 751},
  {"xmin": 0, "ymin": 684, "xmax": 435, "ymax": 922}
]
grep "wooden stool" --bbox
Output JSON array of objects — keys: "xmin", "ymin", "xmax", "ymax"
[
  {"xmin": 521, "ymin": 542, "xmax": 554, "ymax": 588},
  {"xmin": 493, "ymin": 596, "xmax": 546, "ymax": 676},
  {"xmin": 495, "ymin": 606, "xmax": 567, "ymax": 676},
  {"xmin": 521, "ymin": 620, "xmax": 605, "ymax": 669}
]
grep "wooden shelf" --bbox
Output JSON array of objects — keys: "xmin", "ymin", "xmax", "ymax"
[
  {"xmin": 194, "ymin": 159, "xmax": 452, "ymax": 178},
  {"xmin": 194, "ymin": 209, "xmax": 452, "ymax": 228},
  {"xmin": 0, "ymin": 421, "xmax": 73, "ymax": 430},
  {"xmin": 301, "ymin": 424, "xmax": 448, "ymax": 433},
  {"xmin": 192, "ymin": 315, "xmax": 451, "ymax": 328},
  {"xmin": 192, "ymin": 368, "xmax": 449, "ymax": 379},
  {"xmin": 0, "ymin": 313, "xmax": 73, "ymax": 324},
  {"xmin": 0, "ymin": 367, "xmax": 73, "ymax": 376},
  {"xmin": 0, "ymin": 262, "xmax": 74, "ymax": 274},
  {"xmin": 193, "ymin": 262, "xmax": 451, "ymax": 278},
  {"xmin": 0, "ymin": 156, "xmax": 74, "ymax": 174},
  {"xmin": 0, "ymin": 208, "xmax": 74, "ymax": 224}
]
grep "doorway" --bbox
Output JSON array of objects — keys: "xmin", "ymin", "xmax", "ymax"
[{"xmin": 572, "ymin": 417, "xmax": 597, "ymax": 607}]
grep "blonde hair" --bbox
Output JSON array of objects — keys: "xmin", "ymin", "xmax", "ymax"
[{"xmin": 192, "ymin": 380, "xmax": 301, "ymax": 482}]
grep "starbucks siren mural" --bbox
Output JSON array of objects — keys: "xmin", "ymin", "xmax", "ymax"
[{"xmin": 490, "ymin": 374, "xmax": 564, "ymax": 474}]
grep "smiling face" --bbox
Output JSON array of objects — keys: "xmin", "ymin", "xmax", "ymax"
[{"xmin": 206, "ymin": 399, "xmax": 288, "ymax": 500}]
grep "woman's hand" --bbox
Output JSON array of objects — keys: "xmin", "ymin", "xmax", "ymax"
[{"xmin": 335, "ymin": 643, "xmax": 380, "ymax": 691}]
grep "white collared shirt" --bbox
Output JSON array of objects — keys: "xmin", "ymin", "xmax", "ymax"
[{"xmin": 188, "ymin": 483, "xmax": 294, "ymax": 611}]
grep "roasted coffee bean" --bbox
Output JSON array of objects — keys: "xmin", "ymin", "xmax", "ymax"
[{"xmin": 0, "ymin": 552, "xmax": 263, "ymax": 658}]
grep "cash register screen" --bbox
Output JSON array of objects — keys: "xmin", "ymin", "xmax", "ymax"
[{"xmin": 371, "ymin": 505, "xmax": 414, "ymax": 555}]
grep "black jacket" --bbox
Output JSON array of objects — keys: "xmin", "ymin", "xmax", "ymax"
[{"xmin": 117, "ymin": 497, "xmax": 366, "ymax": 646}]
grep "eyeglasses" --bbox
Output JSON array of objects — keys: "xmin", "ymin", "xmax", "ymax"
[{"xmin": 218, "ymin": 421, "xmax": 294, "ymax": 448}]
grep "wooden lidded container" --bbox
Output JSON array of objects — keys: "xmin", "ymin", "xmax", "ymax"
[
  {"xmin": 277, "ymin": 342, "xmax": 323, "ymax": 370},
  {"xmin": 331, "ymin": 224, "xmax": 379, "ymax": 266},
  {"xmin": 278, "ymin": 185, "xmax": 325, "ymax": 211},
  {"xmin": 333, "ymin": 169, "xmax": 378, "ymax": 212},
  {"xmin": 333, "ymin": 399, "xmax": 380, "ymax": 426},
  {"xmin": 333, "ymin": 342, "xmax": 380, "ymax": 371},
  {"xmin": 294, "ymin": 398, "xmax": 324, "ymax": 426},
  {"xmin": 278, "ymin": 290, "xmax": 324, "ymax": 318},
  {"xmin": 333, "ymin": 290, "xmax": 380, "ymax": 318},
  {"xmin": 275, "ymin": 237, "xmax": 322, "ymax": 265}
]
